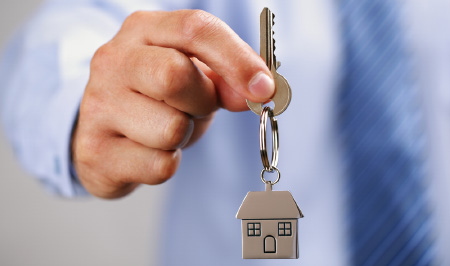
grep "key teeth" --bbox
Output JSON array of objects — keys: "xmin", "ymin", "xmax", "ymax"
[
  {"xmin": 273, "ymin": 37, "xmax": 277, "ymax": 65},
  {"xmin": 270, "ymin": 11, "xmax": 279, "ymax": 70},
  {"xmin": 276, "ymin": 61, "xmax": 281, "ymax": 69}
]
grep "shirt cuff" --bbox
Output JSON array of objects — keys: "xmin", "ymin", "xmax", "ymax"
[{"xmin": 42, "ymin": 77, "xmax": 90, "ymax": 197}]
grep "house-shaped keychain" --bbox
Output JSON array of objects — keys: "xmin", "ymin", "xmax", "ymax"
[{"xmin": 236, "ymin": 182, "xmax": 304, "ymax": 259}]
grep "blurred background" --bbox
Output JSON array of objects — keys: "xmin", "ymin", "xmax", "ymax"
[{"xmin": 0, "ymin": 1, "xmax": 166, "ymax": 265}]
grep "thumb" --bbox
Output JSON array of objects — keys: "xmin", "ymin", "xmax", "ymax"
[{"xmin": 193, "ymin": 57, "xmax": 274, "ymax": 111}]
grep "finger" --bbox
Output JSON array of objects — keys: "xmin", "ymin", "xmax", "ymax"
[
  {"xmin": 108, "ymin": 89, "xmax": 194, "ymax": 150},
  {"xmin": 192, "ymin": 58, "xmax": 248, "ymax": 111},
  {"xmin": 118, "ymin": 10, "xmax": 275, "ymax": 103},
  {"xmin": 93, "ymin": 44, "xmax": 217, "ymax": 117},
  {"xmin": 124, "ymin": 45, "xmax": 218, "ymax": 117},
  {"xmin": 76, "ymin": 133, "xmax": 182, "ymax": 198},
  {"xmin": 105, "ymin": 137, "xmax": 181, "ymax": 186}
]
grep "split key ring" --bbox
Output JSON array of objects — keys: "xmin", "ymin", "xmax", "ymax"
[{"xmin": 259, "ymin": 106, "xmax": 279, "ymax": 171}]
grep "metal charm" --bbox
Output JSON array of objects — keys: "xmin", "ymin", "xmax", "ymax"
[{"xmin": 236, "ymin": 182, "xmax": 303, "ymax": 259}]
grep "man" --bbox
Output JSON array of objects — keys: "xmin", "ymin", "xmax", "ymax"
[{"xmin": 1, "ymin": 0, "xmax": 449, "ymax": 265}]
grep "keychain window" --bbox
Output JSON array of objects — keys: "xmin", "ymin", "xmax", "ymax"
[
  {"xmin": 247, "ymin": 223, "xmax": 261, "ymax": 236},
  {"xmin": 278, "ymin": 222, "xmax": 292, "ymax": 236}
]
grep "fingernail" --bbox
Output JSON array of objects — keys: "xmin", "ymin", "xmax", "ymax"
[
  {"xmin": 248, "ymin": 72, "xmax": 275, "ymax": 100},
  {"xmin": 176, "ymin": 119, "xmax": 194, "ymax": 149}
]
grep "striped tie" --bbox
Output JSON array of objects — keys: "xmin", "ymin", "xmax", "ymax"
[{"xmin": 338, "ymin": 0, "xmax": 436, "ymax": 265}]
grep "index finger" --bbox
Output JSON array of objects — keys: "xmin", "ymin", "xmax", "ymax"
[{"xmin": 118, "ymin": 10, "xmax": 275, "ymax": 103}]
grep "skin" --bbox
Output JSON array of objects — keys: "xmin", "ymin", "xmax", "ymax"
[{"xmin": 72, "ymin": 10, "xmax": 275, "ymax": 199}]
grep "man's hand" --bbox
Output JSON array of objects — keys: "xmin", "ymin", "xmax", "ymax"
[{"xmin": 72, "ymin": 10, "xmax": 275, "ymax": 199}]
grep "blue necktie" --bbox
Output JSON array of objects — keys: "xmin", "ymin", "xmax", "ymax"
[{"xmin": 338, "ymin": 0, "xmax": 436, "ymax": 265}]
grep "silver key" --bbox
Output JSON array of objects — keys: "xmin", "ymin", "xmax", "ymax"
[{"xmin": 247, "ymin": 7, "xmax": 292, "ymax": 116}]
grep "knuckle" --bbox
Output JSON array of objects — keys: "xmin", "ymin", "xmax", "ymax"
[
  {"xmin": 152, "ymin": 151, "xmax": 180, "ymax": 184},
  {"xmin": 123, "ymin": 11, "xmax": 147, "ymax": 30},
  {"xmin": 181, "ymin": 10, "xmax": 221, "ymax": 43},
  {"xmin": 80, "ymin": 90, "xmax": 107, "ymax": 120},
  {"xmin": 163, "ymin": 112, "xmax": 193, "ymax": 150},
  {"xmin": 90, "ymin": 42, "xmax": 128, "ymax": 91},
  {"xmin": 157, "ymin": 52, "xmax": 192, "ymax": 98},
  {"xmin": 90, "ymin": 43, "xmax": 116, "ymax": 75},
  {"xmin": 74, "ymin": 132, "xmax": 103, "ymax": 167},
  {"xmin": 76, "ymin": 95, "xmax": 110, "ymax": 165}
]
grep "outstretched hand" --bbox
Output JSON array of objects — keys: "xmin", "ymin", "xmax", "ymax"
[{"xmin": 72, "ymin": 10, "xmax": 275, "ymax": 198}]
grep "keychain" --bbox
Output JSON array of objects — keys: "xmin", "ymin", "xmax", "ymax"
[{"xmin": 236, "ymin": 7, "xmax": 303, "ymax": 260}]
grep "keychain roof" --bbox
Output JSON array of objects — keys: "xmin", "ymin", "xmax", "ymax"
[{"xmin": 236, "ymin": 183, "xmax": 303, "ymax": 219}]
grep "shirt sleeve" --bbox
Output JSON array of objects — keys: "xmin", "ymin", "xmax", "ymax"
[{"xmin": 0, "ymin": 0, "xmax": 164, "ymax": 197}]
